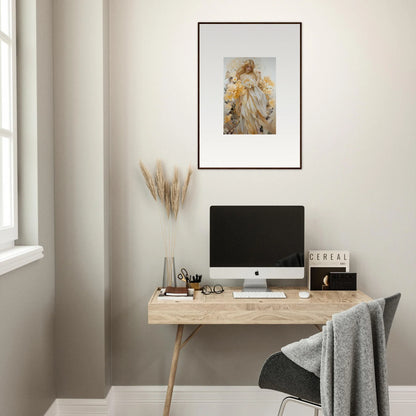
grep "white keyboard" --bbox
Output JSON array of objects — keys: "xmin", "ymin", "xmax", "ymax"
[{"xmin": 233, "ymin": 291, "xmax": 286, "ymax": 299}]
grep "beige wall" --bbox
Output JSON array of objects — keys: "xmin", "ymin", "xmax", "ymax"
[
  {"xmin": 110, "ymin": 0, "xmax": 416, "ymax": 386},
  {"xmin": 0, "ymin": 1, "xmax": 56, "ymax": 415},
  {"xmin": 54, "ymin": 0, "xmax": 111, "ymax": 398}
]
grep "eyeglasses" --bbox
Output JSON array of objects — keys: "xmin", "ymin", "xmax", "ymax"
[{"xmin": 201, "ymin": 284, "xmax": 224, "ymax": 295}]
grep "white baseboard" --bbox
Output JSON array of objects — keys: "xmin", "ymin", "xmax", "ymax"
[
  {"xmin": 44, "ymin": 400, "xmax": 58, "ymax": 416},
  {"xmin": 46, "ymin": 385, "xmax": 416, "ymax": 416},
  {"xmin": 389, "ymin": 386, "xmax": 416, "ymax": 416},
  {"xmin": 58, "ymin": 396, "xmax": 110, "ymax": 416},
  {"xmin": 111, "ymin": 386, "xmax": 287, "ymax": 416}
]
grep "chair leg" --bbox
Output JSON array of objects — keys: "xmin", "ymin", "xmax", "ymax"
[
  {"xmin": 277, "ymin": 396, "xmax": 321, "ymax": 416},
  {"xmin": 277, "ymin": 397, "xmax": 291, "ymax": 416}
]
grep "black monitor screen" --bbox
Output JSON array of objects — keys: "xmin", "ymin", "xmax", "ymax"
[{"xmin": 210, "ymin": 206, "xmax": 304, "ymax": 267}]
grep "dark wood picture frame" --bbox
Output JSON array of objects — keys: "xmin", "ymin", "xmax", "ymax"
[{"xmin": 198, "ymin": 22, "xmax": 302, "ymax": 170}]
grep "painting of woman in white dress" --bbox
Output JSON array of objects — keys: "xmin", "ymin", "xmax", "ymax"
[{"xmin": 224, "ymin": 58, "xmax": 276, "ymax": 135}]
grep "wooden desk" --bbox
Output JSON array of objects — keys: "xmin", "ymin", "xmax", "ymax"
[{"xmin": 148, "ymin": 287, "xmax": 372, "ymax": 416}]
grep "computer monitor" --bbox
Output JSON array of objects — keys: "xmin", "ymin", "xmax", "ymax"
[{"xmin": 210, "ymin": 206, "xmax": 305, "ymax": 291}]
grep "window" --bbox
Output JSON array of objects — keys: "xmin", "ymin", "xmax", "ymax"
[
  {"xmin": 0, "ymin": 0, "xmax": 43, "ymax": 274},
  {"xmin": 0, "ymin": 0, "xmax": 16, "ymax": 249}
]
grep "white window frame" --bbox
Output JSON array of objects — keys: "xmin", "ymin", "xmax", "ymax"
[
  {"xmin": 0, "ymin": 0, "xmax": 43, "ymax": 275},
  {"xmin": 0, "ymin": 0, "xmax": 17, "ymax": 249}
]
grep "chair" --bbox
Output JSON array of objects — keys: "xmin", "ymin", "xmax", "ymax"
[{"xmin": 258, "ymin": 293, "xmax": 401, "ymax": 416}]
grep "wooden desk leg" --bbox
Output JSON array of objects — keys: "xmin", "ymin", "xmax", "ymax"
[{"xmin": 163, "ymin": 324, "xmax": 184, "ymax": 416}]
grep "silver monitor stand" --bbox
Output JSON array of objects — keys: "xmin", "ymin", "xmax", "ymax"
[{"xmin": 243, "ymin": 279, "xmax": 269, "ymax": 292}]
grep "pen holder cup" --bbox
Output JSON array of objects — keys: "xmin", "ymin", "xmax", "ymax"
[{"xmin": 189, "ymin": 282, "xmax": 200, "ymax": 290}]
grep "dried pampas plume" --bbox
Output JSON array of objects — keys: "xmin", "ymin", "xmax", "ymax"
[
  {"xmin": 139, "ymin": 161, "xmax": 157, "ymax": 200},
  {"xmin": 164, "ymin": 181, "xmax": 171, "ymax": 218},
  {"xmin": 139, "ymin": 160, "xmax": 194, "ymax": 261},
  {"xmin": 139, "ymin": 160, "xmax": 193, "ymax": 221},
  {"xmin": 171, "ymin": 167, "xmax": 180, "ymax": 219},
  {"xmin": 181, "ymin": 166, "xmax": 193, "ymax": 206},
  {"xmin": 155, "ymin": 160, "xmax": 165, "ymax": 202}
]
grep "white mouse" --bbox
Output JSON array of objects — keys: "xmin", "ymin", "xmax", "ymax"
[{"xmin": 299, "ymin": 291, "xmax": 310, "ymax": 299}]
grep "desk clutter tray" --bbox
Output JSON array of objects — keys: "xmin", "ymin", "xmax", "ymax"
[{"xmin": 157, "ymin": 287, "xmax": 195, "ymax": 301}]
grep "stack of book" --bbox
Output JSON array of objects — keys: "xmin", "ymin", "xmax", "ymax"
[{"xmin": 157, "ymin": 287, "xmax": 195, "ymax": 301}]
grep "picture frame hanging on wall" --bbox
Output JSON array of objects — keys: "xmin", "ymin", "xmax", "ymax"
[{"xmin": 198, "ymin": 22, "xmax": 302, "ymax": 169}]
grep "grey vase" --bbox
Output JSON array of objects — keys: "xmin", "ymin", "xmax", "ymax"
[{"xmin": 162, "ymin": 257, "xmax": 176, "ymax": 288}]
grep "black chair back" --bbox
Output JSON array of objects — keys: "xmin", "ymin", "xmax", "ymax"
[{"xmin": 383, "ymin": 293, "xmax": 401, "ymax": 343}]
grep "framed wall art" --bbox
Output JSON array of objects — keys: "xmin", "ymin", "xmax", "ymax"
[{"xmin": 198, "ymin": 22, "xmax": 302, "ymax": 169}]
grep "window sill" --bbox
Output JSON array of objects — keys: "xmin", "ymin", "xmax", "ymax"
[{"xmin": 0, "ymin": 245, "xmax": 44, "ymax": 276}]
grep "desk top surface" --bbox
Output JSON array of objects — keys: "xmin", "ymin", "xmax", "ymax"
[{"xmin": 148, "ymin": 287, "xmax": 372, "ymax": 325}]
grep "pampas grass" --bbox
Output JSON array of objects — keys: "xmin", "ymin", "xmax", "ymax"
[
  {"xmin": 139, "ymin": 161, "xmax": 157, "ymax": 200},
  {"xmin": 181, "ymin": 166, "xmax": 193, "ymax": 206},
  {"xmin": 163, "ymin": 181, "xmax": 171, "ymax": 218},
  {"xmin": 171, "ymin": 167, "xmax": 180, "ymax": 219},
  {"xmin": 139, "ymin": 161, "xmax": 193, "ymax": 262},
  {"xmin": 155, "ymin": 160, "xmax": 165, "ymax": 202}
]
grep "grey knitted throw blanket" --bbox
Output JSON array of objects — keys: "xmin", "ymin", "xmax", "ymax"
[{"xmin": 282, "ymin": 299, "xmax": 389, "ymax": 416}]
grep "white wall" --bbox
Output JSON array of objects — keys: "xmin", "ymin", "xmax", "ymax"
[
  {"xmin": 54, "ymin": 0, "xmax": 111, "ymax": 398},
  {"xmin": 110, "ymin": 0, "xmax": 416, "ymax": 385}
]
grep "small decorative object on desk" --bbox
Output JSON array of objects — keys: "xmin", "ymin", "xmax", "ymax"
[
  {"xmin": 163, "ymin": 257, "xmax": 176, "ymax": 289},
  {"xmin": 177, "ymin": 267, "xmax": 190, "ymax": 286},
  {"xmin": 328, "ymin": 272, "xmax": 357, "ymax": 290},
  {"xmin": 201, "ymin": 284, "xmax": 224, "ymax": 295},
  {"xmin": 157, "ymin": 287, "xmax": 195, "ymax": 301},
  {"xmin": 139, "ymin": 160, "xmax": 193, "ymax": 287},
  {"xmin": 177, "ymin": 267, "xmax": 202, "ymax": 290},
  {"xmin": 188, "ymin": 274, "xmax": 202, "ymax": 290},
  {"xmin": 308, "ymin": 250, "xmax": 350, "ymax": 290},
  {"xmin": 165, "ymin": 286, "xmax": 188, "ymax": 296}
]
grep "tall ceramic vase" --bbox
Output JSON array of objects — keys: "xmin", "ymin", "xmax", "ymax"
[{"xmin": 163, "ymin": 257, "xmax": 176, "ymax": 288}]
